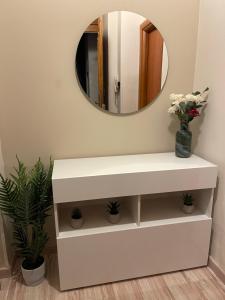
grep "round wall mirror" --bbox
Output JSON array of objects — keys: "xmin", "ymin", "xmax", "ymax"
[{"xmin": 75, "ymin": 11, "xmax": 168, "ymax": 115}]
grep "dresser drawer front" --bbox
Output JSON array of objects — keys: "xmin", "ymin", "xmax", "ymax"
[
  {"xmin": 57, "ymin": 218, "xmax": 211, "ymax": 290},
  {"xmin": 53, "ymin": 167, "xmax": 217, "ymax": 203}
]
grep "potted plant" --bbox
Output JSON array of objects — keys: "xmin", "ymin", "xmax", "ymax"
[
  {"xmin": 182, "ymin": 193, "xmax": 195, "ymax": 214},
  {"xmin": 168, "ymin": 88, "xmax": 209, "ymax": 158},
  {"xmin": 107, "ymin": 201, "xmax": 120, "ymax": 224},
  {"xmin": 71, "ymin": 208, "xmax": 83, "ymax": 229},
  {"xmin": 0, "ymin": 157, "xmax": 53, "ymax": 286}
]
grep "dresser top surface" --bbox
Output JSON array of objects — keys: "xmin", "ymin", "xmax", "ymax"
[{"xmin": 52, "ymin": 152, "xmax": 217, "ymax": 180}]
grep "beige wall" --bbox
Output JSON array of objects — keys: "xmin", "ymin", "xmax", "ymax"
[
  {"xmin": 0, "ymin": 140, "xmax": 9, "ymax": 269},
  {"xmin": 0, "ymin": 224, "xmax": 6, "ymax": 268},
  {"xmin": 0, "ymin": 140, "xmax": 4, "ymax": 177},
  {"xmin": 0, "ymin": 0, "xmax": 199, "ymax": 247},
  {"xmin": 194, "ymin": 0, "xmax": 225, "ymax": 271},
  {"xmin": 0, "ymin": 0, "xmax": 199, "ymax": 171},
  {"xmin": 0, "ymin": 140, "xmax": 5, "ymax": 267}
]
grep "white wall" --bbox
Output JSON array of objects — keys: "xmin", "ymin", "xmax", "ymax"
[
  {"xmin": 194, "ymin": 0, "xmax": 225, "ymax": 271},
  {"xmin": 108, "ymin": 11, "xmax": 121, "ymax": 113},
  {"xmin": 161, "ymin": 42, "xmax": 168, "ymax": 89},
  {"xmin": 120, "ymin": 11, "xmax": 145, "ymax": 114}
]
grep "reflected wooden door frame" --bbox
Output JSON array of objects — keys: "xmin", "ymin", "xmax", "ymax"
[{"xmin": 139, "ymin": 20, "xmax": 163, "ymax": 109}]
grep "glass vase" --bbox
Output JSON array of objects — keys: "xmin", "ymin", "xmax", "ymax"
[{"xmin": 175, "ymin": 122, "xmax": 192, "ymax": 158}]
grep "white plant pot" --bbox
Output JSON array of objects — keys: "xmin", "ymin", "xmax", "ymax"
[
  {"xmin": 71, "ymin": 217, "xmax": 84, "ymax": 229},
  {"xmin": 21, "ymin": 259, "xmax": 45, "ymax": 286},
  {"xmin": 108, "ymin": 213, "xmax": 120, "ymax": 224},
  {"xmin": 183, "ymin": 204, "xmax": 195, "ymax": 214}
]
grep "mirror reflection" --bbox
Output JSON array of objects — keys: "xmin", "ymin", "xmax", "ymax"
[{"xmin": 76, "ymin": 11, "xmax": 168, "ymax": 114}]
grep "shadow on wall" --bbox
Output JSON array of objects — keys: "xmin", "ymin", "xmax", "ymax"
[
  {"xmin": 45, "ymin": 207, "xmax": 56, "ymax": 251},
  {"xmin": 191, "ymin": 107, "xmax": 207, "ymax": 151},
  {"xmin": 208, "ymin": 176, "xmax": 220, "ymax": 254}
]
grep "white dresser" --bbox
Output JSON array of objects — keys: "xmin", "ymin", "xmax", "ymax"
[{"xmin": 52, "ymin": 152, "xmax": 218, "ymax": 291}]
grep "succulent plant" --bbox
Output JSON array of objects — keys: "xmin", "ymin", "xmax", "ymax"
[
  {"xmin": 72, "ymin": 208, "xmax": 82, "ymax": 219},
  {"xmin": 183, "ymin": 194, "xmax": 193, "ymax": 206},
  {"xmin": 107, "ymin": 201, "xmax": 120, "ymax": 215}
]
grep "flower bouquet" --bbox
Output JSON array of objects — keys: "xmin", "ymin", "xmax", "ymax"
[{"xmin": 168, "ymin": 87, "xmax": 209, "ymax": 158}]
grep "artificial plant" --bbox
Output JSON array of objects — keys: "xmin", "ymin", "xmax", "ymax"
[
  {"xmin": 168, "ymin": 87, "xmax": 209, "ymax": 126},
  {"xmin": 0, "ymin": 157, "xmax": 53, "ymax": 269}
]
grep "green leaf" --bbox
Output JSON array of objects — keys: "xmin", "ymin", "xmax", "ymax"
[
  {"xmin": 0, "ymin": 157, "xmax": 53, "ymax": 264},
  {"xmin": 192, "ymin": 91, "xmax": 201, "ymax": 96}
]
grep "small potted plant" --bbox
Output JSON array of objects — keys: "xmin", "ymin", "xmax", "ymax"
[
  {"xmin": 107, "ymin": 201, "xmax": 120, "ymax": 224},
  {"xmin": 182, "ymin": 194, "xmax": 195, "ymax": 214},
  {"xmin": 0, "ymin": 157, "xmax": 53, "ymax": 286},
  {"xmin": 71, "ymin": 208, "xmax": 83, "ymax": 229}
]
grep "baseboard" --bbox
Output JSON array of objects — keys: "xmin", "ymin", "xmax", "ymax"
[
  {"xmin": 208, "ymin": 256, "xmax": 225, "ymax": 285},
  {"xmin": 0, "ymin": 267, "xmax": 11, "ymax": 279}
]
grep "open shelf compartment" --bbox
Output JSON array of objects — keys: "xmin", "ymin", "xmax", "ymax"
[
  {"xmin": 57, "ymin": 195, "xmax": 140, "ymax": 237},
  {"xmin": 140, "ymin": 189, "xmax": 213, "ymax": 226}
]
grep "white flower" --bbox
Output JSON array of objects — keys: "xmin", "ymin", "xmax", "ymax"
[
  {"xmin": 185, "ymin": 94, "xmax": 198, "ymax": 102},
  {"xmin": 195, "ymin": 90, "xmax": 209, "ymax": 104},
  {"xmin": 176, "ymin": 94, "xmax": 185, "ymax": 98},
  {"xmin": 171, "ymin": 100, "xmax": 181, "ymax": 109},
  {"xmin": 169, "ymin": 93, "xmax": 184, "ymax": 101},
  {"xmin": 168, "ymin": 105, "xmax": 178, "ymax": 114},
  {"xmin": 172, "ymin": 97, "xmax": 186, "ymax": 105},
  {"xmin": 195, "ymin": 95, "xmax": 204, "ymax": 104},
  {"xmin": 169, "ymin": 94, "xmax": 177, "ymax": 101},
  {"xmin": 169, "ymin": 88, "xmax": 209, "ymax": 117}
]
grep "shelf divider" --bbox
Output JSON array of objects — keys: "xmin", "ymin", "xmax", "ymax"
[
  {"xmin": 54, "ymin": 203, "xmax": 59, "ymax": 237},
  {"xmin": 130, "ymin": 195, "xmax": 141, "ymax": 226}
]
